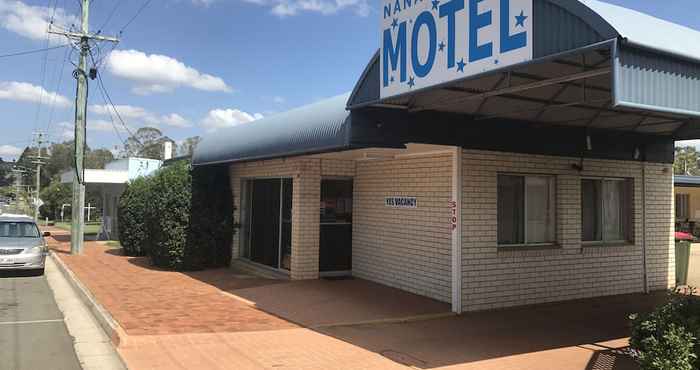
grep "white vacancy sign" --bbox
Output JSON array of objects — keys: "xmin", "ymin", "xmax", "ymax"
[
  {"xmin": 380, "ymin": 0, "xmax": 533, "ymax": 99},
  {"xmin": 386, "ymin": 196, "xmax": 418, "ymax": 208}
]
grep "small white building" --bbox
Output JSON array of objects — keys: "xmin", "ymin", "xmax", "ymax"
[{"xmin": 61, "ymin": 158, "xmax": 162, "ymax": 239}]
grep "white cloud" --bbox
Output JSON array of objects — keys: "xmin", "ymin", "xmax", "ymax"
[
  {"xmin": 87, "ymin": 119, "xmax": 131, "ymax": 133},
  {"xmin": 89, "ymin": 104, "xmax": 192, "ymax": 128},
  {"xmin": 273, "ymin": 96, "xmax": 286, "ymax": 104},
  {"xmin": 201, "ymin": 108, "xmax": 263, "ymax": 132},
  {"xmin": 106, "ymin": 49, "xmax": 232, "ymax": 95},
  {"xmin": 0, "ymin": 144, "xmax": 22, "ymax": 158},
  {"xmin": 0, "ymin": 0, "xmax": 78, "ymax": 43},
  {"xmin": 241, "ymin": 0, "xmax": 370, "ymax": 17},
  {"xmin": 56, "ymin": 121, "xmax": 73, "ymax": 140},
  {"xmin": 0, "ymin": 81, "xmax": 70, "ymax": 107},
  {"xmin": 678, "ymin": 140, "xmax": 700, "ymax": 149}
]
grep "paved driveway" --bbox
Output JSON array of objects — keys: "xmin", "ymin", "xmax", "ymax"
[{"xmin": 0, "ymin": 271, "xmax": 81, "ymax": 370}]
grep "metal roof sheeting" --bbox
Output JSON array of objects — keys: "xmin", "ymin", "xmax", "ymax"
[
  {"xmin": 675, "ymin": 175, "xmax": 700, "ymax": 187},
  {"xmin": 581, "ymin": 0, "xmax": 700, "ymax": 63},
  {"xmin": 192, "ymin": 94, "xmax": 353, "ymax": 166}
]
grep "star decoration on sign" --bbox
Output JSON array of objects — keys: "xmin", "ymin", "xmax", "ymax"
[
  {"xmin": 515, "ymin": 10, "xmax": 528, "ymax": 27},
  {"xmin": 391, "ymin": 18, "xmax": 398, "ymax": 30},
  {"xmin": 457, "ymin": 59, "xmax": 466, "ymax": 72},
  {"xmin": 408, "ymin": 77, "xmax": 415, "ymax": 88},
  {"xmin": 438, "ymin": 41, "xmax": 446, "ymax": 52},
  {"xmin": 494, "ymin": 59, "xmax": 499, "ymax": 65},
  {"xmin": 390, "ymin": 76, "xmax": 395, "ymax": 83},
  {"xmin": 432, "ymin": 0, "xmax": 440, "ymax": 10}
]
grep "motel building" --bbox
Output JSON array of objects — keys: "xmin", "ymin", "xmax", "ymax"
[{"xmin": 193, "ymin": 0, "xmax": 700, "ymax": 313}]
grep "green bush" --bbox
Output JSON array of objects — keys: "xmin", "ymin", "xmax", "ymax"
[
  {"xmin": 630, "ymin": 290, "xmax": 700, "ymax": 370},
  {"xmin": 117, "ymin": 160, "xmax": 234, "ymax": 270},
  {"xmin": 143, "ymin": 161, "xmax": 192, "ymax": 269},
  {"xmin": 187, "ymin": 165, "xmax": 233, "ymax": 270},
  {"xmin": 118, "ymin": 176, "xmax": 150, "ymax": 256}
]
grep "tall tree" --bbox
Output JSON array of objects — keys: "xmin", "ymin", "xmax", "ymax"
[
  {"xmin": 122, "ymin": 127, "xmax": 177, "ymax": 160},
  {"xmin": 178, "ymin": 136, "xmax": 201, "ymax": 157},
  {"xmin": 675, "ymin": 146, "xmax": 700, "ymax": 176}
]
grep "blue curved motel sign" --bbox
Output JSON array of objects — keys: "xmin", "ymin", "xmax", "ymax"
[{"xmin": 381, "ymin": 0, "xmax": 532, "ymax": 99}]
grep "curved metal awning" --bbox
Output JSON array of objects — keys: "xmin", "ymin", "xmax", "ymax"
[
  {"xmin": 348, "ymin": 0, "xmax": 700, "ymax": 140},
  {"xmin": 193, "ymin": 94, "xmax": 362, "ymax": 166}
]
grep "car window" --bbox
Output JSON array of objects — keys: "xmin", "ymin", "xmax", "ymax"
[{"xmin": 0, "ymin": 222, "xmax": 40, "ymax": 238}]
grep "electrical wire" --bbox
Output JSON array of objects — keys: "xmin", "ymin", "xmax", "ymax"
[
  {"xmin": 95, "ymin": 70, "xmax": 143, "ymax": 148},
  {"xmin": 0, "ymin": 44, "xmax": 69, "ymax": 59},
  {"xmin": 120, "ymin": 0, "xmax": 152, "ymax": 34},
  {"xmin": 45, "ymin": 45, "xmax": 71, "ymax": 134},
  {"xmin": 97, "ymin": 0, "xmax": 126, "ymax": 33}
]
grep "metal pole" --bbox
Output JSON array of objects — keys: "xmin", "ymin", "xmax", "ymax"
[{"xmin": 70, "ymin": 0, "xmax": 90, "ymax": 255}]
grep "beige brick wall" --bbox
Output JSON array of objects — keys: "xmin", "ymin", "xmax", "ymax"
[
  {"xmin": 352, "ymin": 154, "xmax": 453, "ymax": 303},
  {"xmin": 461, "ymin": 150, "xmax": 674, "ymax": 312},
  {"xmin": 229, "ymin": 157, "xmax": 355, "ymax": 280}
]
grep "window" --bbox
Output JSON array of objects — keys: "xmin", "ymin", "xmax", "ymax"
[
  {"xmin": 498, "ymin": 175, "xmax": 556, "ymax": 245},
  {"xmin": 676, "ymin": 193, "xmax": 690, "ymax": 220},
  {"xmin": 581, "ymin": 178, "xmax": 632, "ymax": 243}
]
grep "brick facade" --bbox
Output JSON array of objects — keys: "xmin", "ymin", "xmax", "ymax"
[
  {"xmin": 352, "ymin": 153, "xmax": 453, "ymax": 303},
  {"xmin": 229, "ymin": 158, "xmax": 355, "ymax": 280},
  {"xmin": 227, "ymin": 149, "xmax": 674, "ymax": 311},
  {"xmin": 460, "ymin": 150, "xmax": 674, "ymax": 312}
]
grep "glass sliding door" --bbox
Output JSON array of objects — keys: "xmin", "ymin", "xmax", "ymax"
[
  {"xmin": 245, "ymin": 178, "xmax": 293, "ymax": 270},
  {"xmin": 319, "ymin": 179, "xmax": 353, "ymax": 273}
]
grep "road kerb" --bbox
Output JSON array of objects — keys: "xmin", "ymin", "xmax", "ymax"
[{"xmin": 49, "ymin": 252, "xmax": 128, "ymax": 348}]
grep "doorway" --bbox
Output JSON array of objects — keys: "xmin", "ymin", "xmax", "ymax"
[
  {"xmin": 245, "ymin": 178, "xmax": 293, "ymax": 271},
  {"xmin": 319, "ymin": 179, "xmax": 353, "ymax": 274}
]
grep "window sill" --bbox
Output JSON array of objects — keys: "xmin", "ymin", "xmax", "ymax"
[
  {"xmin": 581, "ymin": 241, "xmax": 635, "ymax": 249},
  {"xmin": 497, "ymin": 243, "xmax": 561, "ymax": 252}
]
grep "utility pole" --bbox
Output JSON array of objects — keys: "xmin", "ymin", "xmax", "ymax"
[
  {"xmin": 49, "ymin": 0, "xmax": 118, "ymax": 254},
  {"xmin": 31, "ymin": 131, "xmax": 48, "ymax": 221}
]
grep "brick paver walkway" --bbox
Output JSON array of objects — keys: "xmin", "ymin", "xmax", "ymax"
[
  {"xmin": 45, "ymin": 226, "xmax": 658, "ymax": 370},
  {"xmin": 46, "ymin": 227, "xmax": 295, "ymax": 336}
]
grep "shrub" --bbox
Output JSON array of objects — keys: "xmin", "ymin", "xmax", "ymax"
[
  {"xmin": 143, "ymin": 161, "xmax": 192, "ymax": 269},
  {"xmin": 630, "ymin": 290, "xmax": 700, "ymax": 370},
  {"xmin": 117, "ymin": 160, "xmax": 234, "ymax": 270},
  {"xmin": 118, "ymin": 176, "xmax": 151, "ymax": 256}
]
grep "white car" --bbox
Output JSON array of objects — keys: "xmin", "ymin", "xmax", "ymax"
[{"xmin": 0, "ymin": 214, "xmax": 50, "ymax": 275}]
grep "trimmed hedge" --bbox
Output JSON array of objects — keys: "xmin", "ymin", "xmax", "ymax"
[
  {"xmin": 117, "ymin": 176, "xmax": 150, "ymax": 256},
  {"xmin": 630, "ymin": 290, "xmax": 700, "ymax": 370},
  {"xmin": 144, "ymin": 161, "xmax": 192, "ymax": 269},
  {"xmin": 117, "ymin": 161, "xmax": 233, "ymax": 270}
]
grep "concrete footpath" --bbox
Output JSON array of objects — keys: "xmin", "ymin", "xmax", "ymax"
[{"xmin": 45, "ymin": 256, "xmax": 126, "ymax": 370}]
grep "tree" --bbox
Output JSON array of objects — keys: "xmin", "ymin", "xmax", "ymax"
[
  {"xmin": 0, "ymin": 158, "xmax": 11, "ymax": 187},
  {"xmin": 675, "ymin": 146, "xmax": 700, "ymax": 176},
  {"xmin": 121, "ymin": 127, "xmax": 177, "ymax": 160},
  {"xmin": 85, "ymin": 149, "xmax": 114, "ymax": 169},
  {"xmin": 39, "ymin": 180, "xmax": 72, "ymax": 220},
  {"xmin": 178, "ymin": 136, "xmax": 201, "ymax": 157}
]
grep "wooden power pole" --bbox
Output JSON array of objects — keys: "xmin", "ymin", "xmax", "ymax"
[{"xmin": 49, "ymin": 0, "xmax": 118, "ymax": 254}]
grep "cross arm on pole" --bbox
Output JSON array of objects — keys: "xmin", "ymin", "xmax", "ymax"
[{"xmin": 48, "ymin": 27, "xmax": 119, "ymax": 43}]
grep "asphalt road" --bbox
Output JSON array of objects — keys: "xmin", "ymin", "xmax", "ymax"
[{"xmin": 0, "ymin": 270, "xmax": 81, "ymax": 370}]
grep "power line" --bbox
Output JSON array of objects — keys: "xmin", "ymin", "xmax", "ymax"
[
  {"xmin": 120, "ymin": 0, "xmax": 153, "ymax": 33},
  {"xmin": 95, "ymin": 70, "xmax": 140, "ymax": 144},
  {"xmin": 0, "ymin": 44, "xmax": 69, "ymax": 59},
  {"xmin": 97, "ymin": 0, "xmax": 126, "ymax": 33}
]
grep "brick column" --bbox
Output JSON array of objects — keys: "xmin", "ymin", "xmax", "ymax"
[{"xmin": 290, "ymin": 159, "xmax": 321, "ymax": 280}]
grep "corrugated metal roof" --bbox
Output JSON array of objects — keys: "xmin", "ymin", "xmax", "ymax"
[
  {"xmin": 675, "ymin": 175, "xmax": 700, "ymax": 186},
  {"xmin": 193, "ymin": 94, "xmax": 353, "ymax": 166},
  {"xmin": 581, "ymin": 0, "xmax": 700, "ymax": 63}
]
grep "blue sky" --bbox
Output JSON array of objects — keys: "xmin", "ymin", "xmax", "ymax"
[{"xmin": 0, "ymin": 0, "xmax": 698, "ymax": 159}]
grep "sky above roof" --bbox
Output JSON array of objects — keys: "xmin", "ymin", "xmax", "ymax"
[{"xmin": 0, "ymin": 0, "xmax": 698, "ymax": 160}]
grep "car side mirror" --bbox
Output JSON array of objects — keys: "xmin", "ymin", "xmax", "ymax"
[{"xmin": 42, "ymin": 231, "xmax": 51, "ymax": 237}]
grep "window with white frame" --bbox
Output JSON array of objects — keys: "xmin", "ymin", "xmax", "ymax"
[
  {"xmin": 581, "ymin": 178, "xmax": 632, "ymax": 243},
  {"xmin": 676, "ymin": 193, "xmax": 690, "ymax": 220},
  {"xmin": 497, "ymin": 174, "xmax": 556, "ymax": 246}
]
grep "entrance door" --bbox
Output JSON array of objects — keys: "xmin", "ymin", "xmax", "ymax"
[
  {"xmin": 249, "ymin": 179, "xmax": 281, "ymax": 268},
  {"xmin": 247, "ymin": 178, "xmax": 293, "ymax": 270},
  {"xmin": 319, "ymin": 179, "xmax": 353, "ymax": 273}
]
